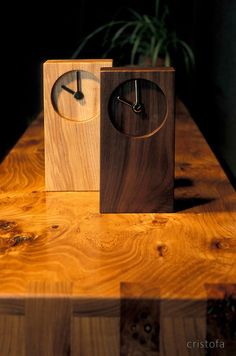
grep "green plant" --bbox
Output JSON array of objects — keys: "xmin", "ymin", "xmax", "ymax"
[{"xmin": 72, "ymin": 0, "xmax": 194, "ymax": 70}]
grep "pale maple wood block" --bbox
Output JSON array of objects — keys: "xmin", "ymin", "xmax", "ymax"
[
  {"xmin": 0, "ymin": 315, "xmax": 25, "ymax": 356},
  {"xmin": 161, "ymin": 317, "xmax": 206, "ymax": 356},
  {"xmin": 72, "ymin": 316, "xmax": 119, "ymax": 356},
  {"xmin": 183, "ymin": 318, "xmax": 206, "ymax": 356},
  {"xmin": 72, "ymin": 298, "xmax": 119, "ymax": 317},
  {"xmin": 44, "ymin": 59, "xmax": 112, "ymax": 192},
  {"xmin": 160, "ymin": 299, "xmax": 206, "ymax": 318},
  {"xmin": 0, "ymin": 299, "xmax": 25, "ymax": 315},
  {"xmin": 25, "ymin": 281, "xmax": 72, "ymax": 356},
  {"xmin": 160, "ymin": 299, "xmax": 206, "ymax": 356}
]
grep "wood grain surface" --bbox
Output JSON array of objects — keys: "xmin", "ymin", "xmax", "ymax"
[
  {"xmin": 44, "ymin": 59, "xmax": 112, "ymax": 192},
  {"xmin": 0, "ymin": 100, "xmax": 235, "ymax": 355},
  {"xmin": 100, "ymin": 67, "xmax": 175, "ymax": 213}
]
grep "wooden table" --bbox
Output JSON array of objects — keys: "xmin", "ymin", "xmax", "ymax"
[{"xmin": 0, "ymin": 101, "xmax": 235, "ymax": 355}]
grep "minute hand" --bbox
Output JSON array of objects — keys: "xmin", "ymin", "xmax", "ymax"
[
  {"xmin": 133, "ymin": 79, "xmax": 143, "ymax": 113},
  {"xmin": 75, "ymin": 71, "xmax": 84, "ymax": 100},
  {"xmin": 135, "ymin": 79, "xmax": 140, "ymax": 105}
]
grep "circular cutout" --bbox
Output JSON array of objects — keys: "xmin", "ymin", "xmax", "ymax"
[
  {"xmin": 51, "ymin": 70, "xmax": 99, "ymax": 122},
  {"xmin": 108, "ymin": 78, "xmax": 167, "ymax": 138}
]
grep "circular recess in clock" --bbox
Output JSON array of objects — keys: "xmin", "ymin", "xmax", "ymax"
[
  {"xmin": 108, "ymin": 78, "xmax": 167, "ymax": 138},
  {"xmin": 51, "ymin": 70, "xmax": 99, "ymax": 122}
]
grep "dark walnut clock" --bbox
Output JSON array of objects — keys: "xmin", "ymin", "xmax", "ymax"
[
  {"xmin": 44, "ymin": 59, "xmax": 112, "ymax": 191},
  {"xmin": 100, "ymin": 67, "xmax": 175, "ymax": 213}
]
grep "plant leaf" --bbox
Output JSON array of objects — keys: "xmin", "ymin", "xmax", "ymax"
[
  {"xmin": 103, "ymin": 36, "xmax": 131, "ymax": 57},
  {"xmin": 143, "ymin": 15, "xmax": 156, "ymax": 34},
  {"xmin": 150, "ymin": 35, "xmax": 156, "ymax": 57},
  {"xmin": 111, "ymin": 22, "xmax": 137, "ymax": 46},
  {"xmin": 130, "ymin": 22, "xmax": 143, "ymax": 43},
  {"xmin": 183, "ymin": 53, "xmax": 190, "ymax": 72},
  {"xmin": 152, "ymin": 38, "xmax": 164, "ymax": 66},
  {"xmin": 161, "ymin": 5, "xmax": 169, "ymax": 23},
  {"xmin": 131, "ymin": 36, "xmax": 141, "ymax": 64},
  {"xmin": 71, "ymin": 21, "xmax": 126, "ymax": 58},
  {"xmin": 164, "ymin": 51, "xmax": 171, "ymax": 66},
  {"xmin": 128, "ymin": 8, "xmax": 142, "ymax": 20},
  {"xmin": 177, "ymin": 40, "xmax": 195, "ymax": 66},
  {"xmin": 155, "ymin": 0, "xmax": 160, "ymax": 18}
]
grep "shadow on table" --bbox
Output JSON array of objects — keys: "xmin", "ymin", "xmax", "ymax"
[
  {"xmin": 174, "ymin": 177, "xmax": 218, "ymax": 212},
  {"xmin": 0, "ymin": 284, "xmax": 234, "ymax": 355},
  {"xmin": 174, "ymin": 197, "xmax": 215, "ymax": 212}
]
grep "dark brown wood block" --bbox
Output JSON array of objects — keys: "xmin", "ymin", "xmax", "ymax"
[
  {"xmin": 120, "ymin": 282, "xmax": 160, "ymax": 355},
  {"xmin": 205, "ymin": 284, "xmax": 236, "ymax": 355},
  {"xmin": 100, "ymin": 67, "xmax": 175, "ymax": 213}
]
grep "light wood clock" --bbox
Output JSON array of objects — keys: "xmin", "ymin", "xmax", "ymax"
[
  {"xmin": 100, "ymin": 67, "xmax": 175, "ymax": 213},
  {"xmin": 44, "ymin": 59, "xmax": 112, "ymax": 191}
]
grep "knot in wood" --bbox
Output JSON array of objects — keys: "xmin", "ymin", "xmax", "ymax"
[
  {"xmin": 0, "ymin": 220, "xmax": 16, "ymax": 231},
  {"xmin": 10, "ymin": 235, "xmax": 33, "ymax": 247},
  {"xmin": 156, "ymin": 244, "xmax": 168, "ymax": 257},
  {"xmin": 211, "ymin": 238, "xmax": 230, "ymax": 250}
]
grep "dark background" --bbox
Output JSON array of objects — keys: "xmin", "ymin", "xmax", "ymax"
[{"xmin": 2, "ymin": 0, "xmax": 236, "ymax": 188}]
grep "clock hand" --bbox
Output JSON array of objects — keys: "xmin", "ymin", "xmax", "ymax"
[
  {"xmin": 74, "ymin": 71, "xmax": 84, "ymax": 100},
  {"xmin": 116, "ymin": 96, "xmax": 133, "ymax": 108},
  {"xmin": 132, "ymin": 103, "xmax": 143, "ymax": 113},
  {"xmin": 133, "ymin": 79, "xmax": 143, "ymax": 113},
  {"xmin": 76, "ymin": 71, "xmax": 79, "ymax": 91},
  {"xmin": 76, "ymin": 71, "xmax": 81, "ymax": 92},
  {"xmin": 134, "ymin": 79, "xmax": 140, "ymax": 105},
  {"xmin": 61, "ymin": 85, "xmax": 76, "ymax": 95},
  {"xmin": 117, "ymin": 96, "xmax": 143, "ymax": 114}
]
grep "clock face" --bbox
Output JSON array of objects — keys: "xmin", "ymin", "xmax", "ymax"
[
  {"xmin": 108, "ymin": 78, "xmax": 167, "ymax": 138},
  {"xmin": 51, "ymin": 70, "xmax": 100, "ymax": 122}
]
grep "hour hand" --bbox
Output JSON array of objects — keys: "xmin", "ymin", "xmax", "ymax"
[
  {"xmin": 117, "ymin": 96, "xmax": 143, "ymax": 114},
  {"xmin": 61, "ymin": 85, "xmax": 76, "ymax": 96},
  {"xmin": 61, "ymin": 84, "xmax": 83, "ymax": 101},
  {"xmin": 116, "ymin": 96, "xmax": 133, "ymax": 108}
]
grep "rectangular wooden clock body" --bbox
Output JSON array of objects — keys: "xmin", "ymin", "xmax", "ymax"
[
  {"xmin": 44, "ymin": 59, "xmax": 112, "ymax": 191},
  {"xmin": 100, "ymin": 67, "xmax": 175, "ymax": 213}
]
